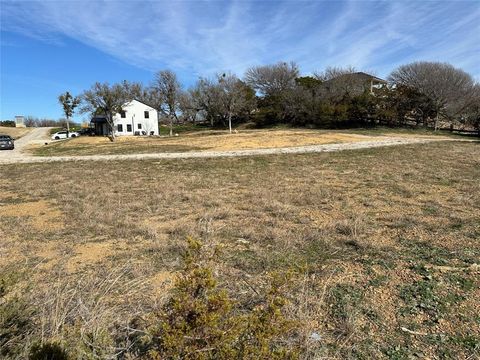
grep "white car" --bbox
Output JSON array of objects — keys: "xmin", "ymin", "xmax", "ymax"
[{"xmin": 51, "ymin": 131, "xmax": 80, "ymax": 140}]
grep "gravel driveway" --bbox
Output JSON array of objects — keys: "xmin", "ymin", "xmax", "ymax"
[
  {"xmin": 0, "ymin": 136, "xmax": 455, "ymax": 164},
  {"xmin": 0, "ymin": 127, "xmax": 52, "ymax": 162}
]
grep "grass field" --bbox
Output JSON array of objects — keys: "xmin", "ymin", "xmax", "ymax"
[
  {"xmin": 32, "ymin": 129, "xmax": 377, "ymax": 156},
  {"xmin": 30, "ymin": 128, "xmax": 453, "ymax": 157},
  {"xmin": 1, "ymin": 141, "xmax": 479, "ymax": 358},
  {"xmin": 0, "ymin": 126, "xmax": 32, "ymax": 139}
]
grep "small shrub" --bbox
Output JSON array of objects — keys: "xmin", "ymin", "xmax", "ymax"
[
  {"xmin": 0, "ymin": 296, "xmax": 34, "ymax": 357},
  {"xmin": 29, "ymin": 342, "xmax": 69, "ymax": 360},
  {"xmin": 1, "ymin": 269, "xmax": 34, "ymax": 357},
  {"xmin": 132, "ymin": 238, "xmax": 300, "ymax": 359}
]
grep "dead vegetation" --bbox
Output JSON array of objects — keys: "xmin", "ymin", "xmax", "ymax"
[
  {"xmin": 0, "ymin": 126, "xmax": 32, "ymax": 139},
  {"xmin": 31, "ymin": 129, "xmax": 384, "ymax": 156},
  {"xmin": 1, "ymin": 141, "xmax": 479, "ymax": 358}
]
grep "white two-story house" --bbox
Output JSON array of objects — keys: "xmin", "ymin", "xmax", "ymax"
[{"xmin": 91, "ymin": 99, "xmax": 159, "ymax": 136}]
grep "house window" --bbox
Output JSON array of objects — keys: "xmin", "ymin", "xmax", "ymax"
[
  {"xmin": 126, "ymin": 124, "xmax": 132, "ymax": 132},
  {"xmin": 144, "ymin": 111, "xmax": 149, "ymax": 119},
  {"xmin": 120, "ymin": 111, "xmax": 126, "ymax": 118},
  {"xmin": 117, "ymin": 124, "xmax": 123, "ymax": 132},
  {"xmin": 137, "ymin": 123, "xmax": 142, "ymax": 129}
]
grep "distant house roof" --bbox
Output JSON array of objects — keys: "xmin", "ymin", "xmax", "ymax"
[{"xmin": 325, "ymin": 72, "xmax": 387, "ymax": 84}]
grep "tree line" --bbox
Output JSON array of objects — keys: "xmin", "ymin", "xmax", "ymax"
[
  {"xmin": 0, "ymin": 117, "xmax": 76, "ymax": 128},
  {"xmin": 61, "ymin": 61, "xmax": 480, "ymax": 139}
]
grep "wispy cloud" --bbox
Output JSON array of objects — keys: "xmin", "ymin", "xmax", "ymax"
[{"xmin": 2, "ymin": 0, "xmax": 479, "ymax": 80}]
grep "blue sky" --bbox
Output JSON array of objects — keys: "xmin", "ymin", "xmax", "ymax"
[{"xmin": 1, "ymin": 0, "xmax": 479, "ymax": 122}]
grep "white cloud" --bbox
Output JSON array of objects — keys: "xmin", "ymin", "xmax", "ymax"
[{"xmin": 2, "ymin": 0, "xmax": 479, "ymax": 80}]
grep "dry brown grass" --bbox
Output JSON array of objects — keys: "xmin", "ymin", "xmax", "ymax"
[
  {"xmin": 31, "ymin": 129, "xmax": 386, "ymax": 156},
  {"xmin": 0, "ymin": 126, "xmax": 32, "ymax": 139},
  {"xmin": 1, "ymin": 141, "xmax": 479, "ymax": 358}
]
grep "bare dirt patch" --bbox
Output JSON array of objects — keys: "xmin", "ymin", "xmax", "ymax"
[
  {"xmin": 1, "ymin": 199, "xmax": 63, "ymax": 231},
  {"xmin": 65, "ymin": 240, "xmax": 118, "ymax": 272},
  {"xmin": 150, "ymin": 271, "xmax": 175, "ymax": 295}
]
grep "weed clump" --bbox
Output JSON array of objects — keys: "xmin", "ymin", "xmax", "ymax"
[{"xmin": 29, "ymin": 341, "xmax": 69, "ymax": 360}]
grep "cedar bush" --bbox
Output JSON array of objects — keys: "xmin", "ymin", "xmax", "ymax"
[
  {"xmin": 20, "ymin": 238, "xmax": 300, "ymax": 359},
  {"xmin": 29, "ymin": 342, "xmax": 69, "ymax": 360},
  {"xmin": 134, "ymin": 238, "xmax": 300, "ymax": 359}
]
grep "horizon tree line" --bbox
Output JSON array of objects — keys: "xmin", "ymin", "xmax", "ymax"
[{"xmin": 52, "ymin": 61, "xmax": 480, "ymax": 140}]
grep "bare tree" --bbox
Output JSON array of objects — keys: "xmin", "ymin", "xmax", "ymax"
[
  {"xmin": 194, "ymin": 77, "xmax": 223, "ymax": 127},
  {"xmin": 389, "ymin": 61, "xmax": 477, "ymax": 130},
  {"xmin": 218, "ymin": 73, "xmax": 255, "ymax": 133},
  {"xmin": 23, "ymin": 116, "xmax": 70, "ymax": 128},
  {"xmin": 191, "ymin": 75, "xmax": 255, "ymax": 130},
  {"xmin": 178, "ymin": 88, "xmax": 202, "ymax": 124},
  {"xmin": 121, "ymin": 80, "xmax": 150, "ymax": 102},
  {"xmin": 461, "ymin": 84, "xmax": 480, "ymax": 135},
  {"xmin": 81, "ymin": 82, "xmax": 129, "ymax": 141},
  {"xmin": 244, "ymin": 61, "xmax": 299, "ymax": 97},
  {"xmin": 58, "ymin": 91, "xmax": 81, "ymax": 137},
  {"xmin": 152, "ymin": 70, "xmax": 182, "ymax": 136},
  {"xmin": 314, "ymin": 65, "xmax": 357, "ymax": 81}
]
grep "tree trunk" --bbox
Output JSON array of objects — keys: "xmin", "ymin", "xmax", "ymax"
[
  {"xmin": 228, "ymin": 112, "xmax": 232, "ymax": 134},
  {"xmin": 108, "ymin": 114, "xmax": 115, "ymax": 142},
  {"xmin": 66, "ymin": 116, "xmax": 70, "ymax": 138},
  {"xmin": 169, "ymin": 116, "xmax": 173, "ymax": 137},
  {"xmin": 423, "ymin": 115, "xmax": 428, "ymax": 128}
]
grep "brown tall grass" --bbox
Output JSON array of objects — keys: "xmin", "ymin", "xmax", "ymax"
[{"xmin": 1, "ymin": 141, "xmax": 479, "ymax": 358}]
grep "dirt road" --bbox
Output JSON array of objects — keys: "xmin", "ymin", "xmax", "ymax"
[
  {"xmin": 0, "ymin": 136, "xmax": 461, "ymax": 164},
  {"xmin": 0, "ymin": 127, "xmax": 52, "ymax": 161}
]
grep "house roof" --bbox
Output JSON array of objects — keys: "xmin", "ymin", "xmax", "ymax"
[
  {"xmin": 90, "ymin": 116, "xmax": 107, "ymax": 123},
  {"xmin": 89, "ymin": 99, "xmax": 158, "ymax": 121},
  {"xmin": 325, "ymin": 72, "xmax": 387, "ymax": 84},
  {"xmin": 130, "ymin": 98, "xmax": 159, "ymax": 110}
]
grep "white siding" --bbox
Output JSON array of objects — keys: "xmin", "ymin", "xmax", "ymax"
[{"xmin": 113, "ymin": 99, "xmax": 159, "ymax": 136}]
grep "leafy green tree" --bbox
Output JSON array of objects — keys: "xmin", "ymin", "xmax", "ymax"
[{"xmin": 295, "ymin": 76, "xmax": 322, "ymax": 92}]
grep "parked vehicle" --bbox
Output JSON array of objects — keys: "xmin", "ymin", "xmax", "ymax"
[
  {"xmin": 78, "ymin": 128, "xmax": 96, "ymax": 136},
  {"xmin": 51, "ymin": 131, "xmax": 80, "ymax": 140},
  {"xmin": 0, "ymin": 135, "xmax": 14, "ymax": 150}
]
